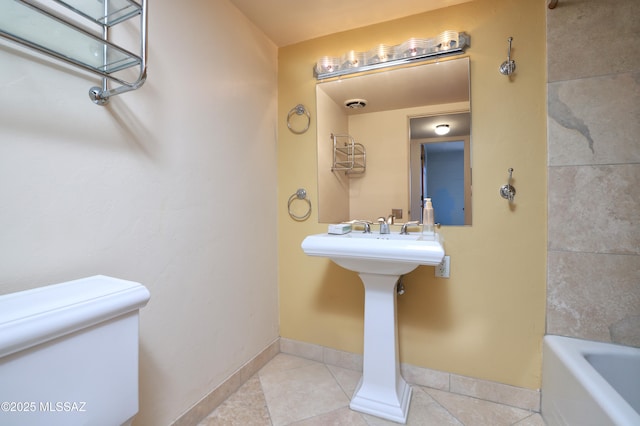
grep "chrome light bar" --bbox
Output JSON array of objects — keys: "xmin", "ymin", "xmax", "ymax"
[{"xmin": 314, "ymin": 31, "xmax": 469, "ymax": 80}]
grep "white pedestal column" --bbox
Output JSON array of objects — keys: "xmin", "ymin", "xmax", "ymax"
[{"xmin": 349, "ymin": 272, "xmax": 411, "ymax": 424}]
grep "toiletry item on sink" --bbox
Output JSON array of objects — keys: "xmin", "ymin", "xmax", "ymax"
[
  {"xmin": 422, "ymin": 198, "xmax": 434, "ymax": 234},
  {"xmin": 328, "ymin": 223, "xmax": 352, "ymax": 234}
]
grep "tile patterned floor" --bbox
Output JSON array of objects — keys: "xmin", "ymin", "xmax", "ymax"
[{"xmin": 198, "ymin": 354, "xmax": 546, "ymax": 426}]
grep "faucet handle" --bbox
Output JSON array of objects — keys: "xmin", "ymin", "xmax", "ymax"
[
  {"xmin": 348, "ymin": 219, "xmax": 373, "ymax": 233},
  {"xmin": 400, "ymin": 221, "xmax": 420, "ymax": 234}
]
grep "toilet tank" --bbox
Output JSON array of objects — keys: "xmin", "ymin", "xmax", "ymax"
[{"xmin": 0, "ymin": 275, "xmax": 150, "ymax": 426}]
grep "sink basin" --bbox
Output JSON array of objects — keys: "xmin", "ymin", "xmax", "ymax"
[
  {"xmin": 301, "ymin": 231, "xmax": 444, "ymax": 275},
  {"xmin": 301, "ymin": 230, "xmax": 445, "ymax": 423}
]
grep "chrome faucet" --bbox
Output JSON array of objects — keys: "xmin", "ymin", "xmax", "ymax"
[
  {"xmin": 400, "ymin": 221, "xmax": 419, "ymax": 234},
  {"xmin": 378, "ymin": 217, "xmax": 390, "ymax": 234},
  {"xmin": 350, "ymin": 220, "xmax": 372, "ymax": 233}
]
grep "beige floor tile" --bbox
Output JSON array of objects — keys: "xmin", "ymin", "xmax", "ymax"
[
  {"xmin": 259, "ymin": 353, "xmax": 320, "ymax": 376},
  {"xmin": 407, "ymin": 387, "xmax": 464, "ymax": 426},
  {"xmin": 289, "ymin": 406, "xmax": 368, "ymax": 425},
  {"xmin": 197, "ymin": 353, "xmax": 546, "ymax": 426},
  {"xmin": 198, "ymin": 375, "xmax": 270, "ymax": 426},
  {"xmin": 514, "ymin": 413, "xmax": 547, "ymax": 426},
  {"xmin": 326, "ymin": 364, "xmax": 361, "ymax": 398},
  {"xmin": 424, "ymin": 387, "xmax": 533, "ymax": 426},
  {"xmin": 259, "ymin": 362, "xmax": 350, "ymax": 426}
]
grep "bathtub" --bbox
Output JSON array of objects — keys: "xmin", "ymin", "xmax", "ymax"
[{"xmin": 542, "ymin": 335, "xmax": 640, "ymax": 426}]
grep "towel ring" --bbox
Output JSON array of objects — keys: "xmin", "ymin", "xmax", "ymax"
[
  {"xmin": 288, "ymin": 188, "xmax": 312, "ymax": 221},
  {"xmin": 287, "ymin": 104, "xmax": 311, "ymax": 134}
]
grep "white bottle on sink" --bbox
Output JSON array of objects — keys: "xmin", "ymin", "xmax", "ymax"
[{"xmin": 422, "ymin": 198, "xmax": 434, "ymax": 234}]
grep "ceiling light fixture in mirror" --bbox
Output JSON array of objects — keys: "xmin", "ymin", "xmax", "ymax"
[{"xmin": 314, "ymin": 30, "xmax": 469, "ymax": 80}]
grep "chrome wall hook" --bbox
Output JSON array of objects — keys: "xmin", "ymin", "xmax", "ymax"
[
  {"xmin": 499, "ymin": 37, "xmax": 516, "ymax": 76},
  {"xmin": 500, "ymin": 168, "xmax": 516, "ymax": 202}
]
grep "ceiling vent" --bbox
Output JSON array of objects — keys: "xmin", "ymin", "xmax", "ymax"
[{"xmin": 344, "ymin": 99, "xmax": 367, "ymax": 109}]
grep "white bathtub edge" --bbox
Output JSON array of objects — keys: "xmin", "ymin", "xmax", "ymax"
[{"xmin": 542, "ymin": 335, "xmax": 640, "ymax": 426}]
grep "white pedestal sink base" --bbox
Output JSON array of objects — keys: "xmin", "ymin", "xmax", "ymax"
[
  {"xmin": 350, "ymin": 376, "xmax": 412, "ymax": 423},
  {"xmin": 300, "ymin": 232, "xmax": 445, "ymax": 424},
  {"xmin": 349, "ymin": 272, "xmax": 412, "ymax": 424}
]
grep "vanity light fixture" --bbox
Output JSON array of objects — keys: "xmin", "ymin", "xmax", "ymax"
[
  {"xmin": 314, "ymin": 30, "xmax": 470, "ymax": 80},
  {"xmin": 435, "ymin": 124, "xmax": 451, "ymax": 135}
]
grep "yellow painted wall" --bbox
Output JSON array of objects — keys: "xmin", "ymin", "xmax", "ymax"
[{"xmin": 278, "ymin": 0, "xmax": 546, "ymax": 389}]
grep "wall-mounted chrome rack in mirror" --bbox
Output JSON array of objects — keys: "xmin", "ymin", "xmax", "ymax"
[
  {"xmin": 0, "ymin": 0, "xmax": 147, "ymax": 105},
  {"xmin": 331, "ymin": 133, "xmax": 366, "ymax": 175}
]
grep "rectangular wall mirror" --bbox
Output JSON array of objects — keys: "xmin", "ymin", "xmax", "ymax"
[{"xmin": 316, "ymin": 57, "xmax": 471, "ymax": 225}]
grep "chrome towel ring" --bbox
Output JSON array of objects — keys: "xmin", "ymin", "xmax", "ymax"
[
  {"xmin": 287, "ymin": 104, "xmax": 311, "ymax": 134},
  {"xmin": 288, "ymin": 188, "xmax": 312, "ymax": 221}
]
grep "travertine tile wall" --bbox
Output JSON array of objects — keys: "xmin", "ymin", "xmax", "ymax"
[{"xmin": 546, "ymin": 0, "xmax": 640, "ymax": 347}]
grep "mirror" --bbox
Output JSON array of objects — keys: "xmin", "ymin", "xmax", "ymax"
[
  {"xmin": 409, "ymin": 112, "xmax": 471, "ymax": 225},
  {"xmin": 316, "ymin": 57, "xmax": 471, "ymax": 225}
]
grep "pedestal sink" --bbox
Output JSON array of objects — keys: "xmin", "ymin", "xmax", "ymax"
[{"xmin": 301, "ymin": 231, "xmax": 444, "ymax": 423}]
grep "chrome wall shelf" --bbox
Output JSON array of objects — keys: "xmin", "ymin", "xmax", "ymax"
[
  {"xmin": 0, "ymin": 0, "xmax": 147, "ymax": 105},
  {"xmin": 331, "ymin": 133, "xmax": 366, "ymax": 175}
]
